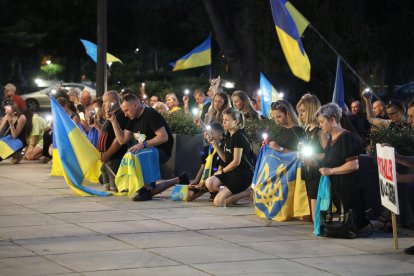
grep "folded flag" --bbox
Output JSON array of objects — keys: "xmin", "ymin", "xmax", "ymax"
[
  {"xmin": 171, "ymin": 35, "xmax": 211, "ymax": 71},
  {"xmin": 0, "ymin": 135, "xmax": 23, "ymax": 159},
  {"xmin": 115, "ymin": 148, "xmax": 161, "ymax": 198},
  {"xmin": 260, "ymin": 72, "xmax": 279, "ymax": 118},
  {"xmin": 50, "ymin": 96, "xmax": 108, "ymax": 196},
  {"xmin": 270, "ymin": 0, "xmax": 311, "ymax": 82},
  {"xmin": 200, "ymin": 146, "xmax": 217, "ymax": 184},
  {"xmin": 80, "ymin": 39, "xmax": 123, "ymax": 64},
  {"xmin": 314, "ymin": 175, "xmax": 331, "ymax": 236},
  {"xmin": 252, "ymin": 145, "xmax": 309, "ymax": 221}
]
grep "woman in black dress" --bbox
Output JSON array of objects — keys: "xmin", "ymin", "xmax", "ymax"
[
  {"xmin": 296, "ymin": 94, "xmax": 327, "ymax": 221},
  {"xmin": 269, "ymin": 99, "xmax": 304, "ymax": 152},
  {"xmin": 316, "ymin": 103, "xmax": 369, "ymax": 229},
  {"xmin": 205, "ymin": 107, "xmax": 254, "ymax": 207}
]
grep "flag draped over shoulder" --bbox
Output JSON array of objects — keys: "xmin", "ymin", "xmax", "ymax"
[
  {"xmin": 80, "ymin": 39, "xmax": 123, "ymax": 64},
  {"xmin": 115, "ymin": 149, "xmax": 161, "ymax": 198},
  {"xmin": 50, "ymin": 97, "xmax": 109, "ymax": 196},
  {"xmin": 0, "ymin": 135, "xmax": 23, "ymax": 159},
  {"xmin": 270, "ymin": 0, "xmax": 310, "ymax": 82},
  {"xmin": 260, "ymin": 72, "xmax": 279, "ymax": 118},
  {"xmin": 332, "ymin": 57, "xmax": 345, "ymax": 108},
  {"xmin": 171, "ymin": 35, "xmax": 211, "ymax": 71},
  {"xmin": 200, "ymin": 146, "xmax": 216, "ymax": 184},
  {"xmin": 252, "ymin": 145, "xmax": 309, "ymax": 221}
]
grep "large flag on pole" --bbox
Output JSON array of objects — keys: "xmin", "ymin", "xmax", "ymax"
[
  {"xmin": 50, "ymin": 96, "xmax": 109, "ymax": 196},
  {"xmin": 260, "ymin": 73, "xmax": 279, "ymax": 118},
  {"xmin": 270, "ymin": 0, "xmax": 311, "ymax": 82},
  {"xmin": 80, "ymin": 39, "xmax": 123, "ymax": 64},
  {"xmin": 332, "ymin": 57, "xmax": 345, "ymax": 108},
  {"xmin": 284, "ymin": 1, "xmax": 310, "ymax": 36},
  {"xmin": 171, "ymin": 35, "xmax": 211, "ymax": 71}
]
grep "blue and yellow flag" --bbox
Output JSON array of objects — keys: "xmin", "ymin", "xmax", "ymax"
[
  {"xmin": 0, "ymin": 135, "xmax": 23, "ymax": 159},
  {"xmin": 260, "ymin": 72, "xmax": 279, "ymax": 118},
  {"xmin": 171, "ymin": 36, "xmax": 211, "ymax": 71},
  {"xmin": 332, "ymin": 57, "xmax": 345, "ymax": 109},
  {"xmin": 115, "ymin": 149, "xmax": 161, "ymax": 198},
  {"xmin": 50, "ymin": 96, "xmax": 109, "ymax": 196},
  {"xmin": 252, "ymin": 145, "xmax": 309, "ymax": 221},
  {"xmin": 80, "ymin": 39, "xmax": 123, "ymax": 64},
  {"xmin": 270, "ymin": 0, "xmax": 311, "ymax": 82}
]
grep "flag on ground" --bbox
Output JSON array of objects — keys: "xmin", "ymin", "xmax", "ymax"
[
  {"xmin": 332, "ymin": 57, "xmax": 345, "ymax": 108},
  {"xmin": 50, "ymin": 96, "xmax": 108, "ymax": 196},
  {"xmin": 80, "ymin": 39, "xmax": 123, "ymax": 64},
  {"xmin": 270, "ymin": 0, "xmax": 311, "ymax": 82},
  {"xmin": 260, "ymin": 72, "xmax": 279, "ymax": 118},
  {"xmin": 171, "ymin": 35, "xmax": 211, "ymax": 71},
  {"xmin": 252, "ymin": 145, "xmax": 309, "ymax": 221}
]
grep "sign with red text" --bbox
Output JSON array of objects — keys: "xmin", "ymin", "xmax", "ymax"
[{"xmin": 376, "ymin": 144, "xmax": 399, "ymax": 214}]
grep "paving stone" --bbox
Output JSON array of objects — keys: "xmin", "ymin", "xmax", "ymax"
[
  {"xmin": 240, "ymin": 239, "xmax": 367, "ymax": 258},
  {"xmin": 47, "ymin": 249, "xmax": 178, "ymax": 272},
  {"xmin": 0, "ymin": 223, "xmax": 96, "ymax": 240},
  {"xmin": 192, "ymin": 259, "xmax": 334, "ymax": 275},
  {"xmin": 15, "ymin": 235, "xmax": 135, "ymax": 255},
  {"xmin": 163, "ymin": 215, "xmax": 263, "ymax": 230},
  {"xmin": 78, "ymin": 219, "xmax": 184, "ymax": 235},
  {"xmin": 0, "ymin": 256, "xmax": 72, "ymax": 275},
  {"xmin": 199, "ymin": 226, "xmax": 311, "ymax": 243},
  {"xmin": 112, "ymin": 230, "xmax": 221, "ymax": 249},
  {"xmin": 26, "ymin": 202, "xmax": 114, "ymax": 213},
  {"xmin": 0, "ymin": 213, "xmax": 65, "ymax": 227},
  {"xmin": 50, "ymin": 210, "xmax": 148, "ymax": 223},
  {"xmin": 0, "ymin": 240, "xmax": 36, "ymax": 258},
  {"xmin": 130, "ymin": 206, "xmax": 216, "ymax": 219},
  {"xmin": 4, "ymin": 194, "xmax": 94, "ymax": 205},
  {"xmin": 82, "ymin": 265, "xmax": 209, "ymax": 276},
  {"xmin": 295, "ymin": 254, "xmax": 414, "ymax": 275},
  {"xmin": 0, "ymin": 205, "xmax": 38, "ymax": 215},
  {"xmin": 148, "ymin": 242, "xmax": 273, "ymax": 264}
]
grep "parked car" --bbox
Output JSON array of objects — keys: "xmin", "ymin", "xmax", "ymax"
[{"xmin": 22, "ymin": 83, "xmax": 96, "ymax": 111}]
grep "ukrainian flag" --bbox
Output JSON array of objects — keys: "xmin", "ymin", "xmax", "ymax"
[
  {"xmin": 50, "ymin": 97, "xmax": 110, "ymax": 196},
  {"xmin": 0, "ymin": 135, "xmax": 23, "ymax": 159},
  {"xmin": 252, "ymin": 145, "xmax": 309, "ymax": 221},
  {"xmin": 260, "ymin": 72, "xmax": 279, "ymax": 118},
  {"xmin": 270, "ymin": 0, "xmax": 310, "ymax": 82},
  {"xmin": 80, "ymin": 39, "xmax": 123, "ymax": 64},
  {"xmin": 171, "ymin": 36, "xmax": 211, "ymax": 71}
]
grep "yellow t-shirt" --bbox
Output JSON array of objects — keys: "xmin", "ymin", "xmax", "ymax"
[{"xmin": 29, "ymin": 113, "xmax": 47, "ymax": 147}]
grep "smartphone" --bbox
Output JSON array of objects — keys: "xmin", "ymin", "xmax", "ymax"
[{"xmin": 199, "ymin": 120, "xmax": 212, "ymax": 137}]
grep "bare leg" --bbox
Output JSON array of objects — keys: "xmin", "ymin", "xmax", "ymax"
[
  {"xmin": 151, "ymin": 177, "xmax": 180, "ymax": 196},
  {"xmin": 205, "ymin": 176, "xmax": 222, "ymax": 193},
  {"xmin": 187, "ymin": 189, "xmax": 208, "ymax": 202},
  {"xmin": 224, "ymin": 188, "xmax": 252, "ymax": 206},
  {"xmin": 310, "ymin": 199, "xmax": 316, "ymax": 222},
  {"xmin": 213, "ymin": 186, "xmax": 232, "ymax": 207}
]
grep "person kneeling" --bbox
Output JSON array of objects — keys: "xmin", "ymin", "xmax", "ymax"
[{"xmin": 204, "ymin": 107, "xmax": 254, "ymax": 207}]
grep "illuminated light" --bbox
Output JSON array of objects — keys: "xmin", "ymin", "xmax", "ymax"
[
  {"xmin": 192, "ymin": 108, "xmax": 199, "ymax": 116},
  {"xmin": 279, "ymin": 92, "xmax": 284, "ymax": 99},
  {"xmin": 184, "ymin": 89, "xmax": 190, "ymax": 95},
  {"xmin": 206, "ymin": 125, "xmax": 211, "ymax": 131},
  {"xmin": 262, "ymin": 133, "xmax": 268, "ymax": 144},
  {"xmin": 108, "ymin": 62, "xmax": 113, "ymax": 68},
  {"xmin": 143, "ymin": 94, "xmax": 147, "ymax": 99},
  {"xmin": 94, "ymin": 107, "xmax": 99, "ymax": 113},
  {"xmin": 51, "ymin": 89, "xmax": 57, "ymax": 95},
  {"xmin": 79, "ymin": 112, "xmax": 85, "ymax": 121},
  {"xmin": 224, "ymin": 81, "xmax": 235, "ymax": 89},
  {"xmin": 135, "ymin": 48, "xmax": 140, "ymax": 53},
  {"xmin": 301, "ymin": 145, "xmax": 314, "ymax": 158},
  {"xmin": 46, "ymin": 115, "xmax": 52, "ymax": 122},
  {"xmin": 141, "ymin": 82, "xmax": 145, "ymax": 87},
  {"xmin": 34, "ymin": 78, "xmax": 42, "ymax": 86},
  {"xmin": 46, "ymin": 60, "xmax": 52, "ymax": 65}
]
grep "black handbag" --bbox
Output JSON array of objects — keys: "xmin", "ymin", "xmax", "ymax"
[{"xmin": 320, "ymin": 194, "xmax": 358, "ymax": 239}]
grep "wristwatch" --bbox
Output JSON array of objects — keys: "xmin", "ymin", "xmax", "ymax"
[{"xmin": 143, "ymin": 141, "xmax": 148, "ymax": 148}]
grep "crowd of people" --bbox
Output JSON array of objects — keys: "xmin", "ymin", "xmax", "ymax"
[{"xmin": 1, "ymin": 80, "xmax": 414, "ymax": 252}]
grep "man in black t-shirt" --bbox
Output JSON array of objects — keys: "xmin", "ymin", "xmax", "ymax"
[
  {"xmin": 97, "ymin": 91, "xmax": 129, "ymax": 191},
  {"xmin": 109, "ymin": 94, "xmax": 187, "ymax": 201}
]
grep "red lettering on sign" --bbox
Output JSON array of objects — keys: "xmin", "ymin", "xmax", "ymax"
[{"xmin": 377, "ymin": 157, "xmax": 394, "ymax": 182}]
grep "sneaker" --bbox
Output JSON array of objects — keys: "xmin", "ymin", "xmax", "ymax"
[
  {"xmin": 405, "ymin": 245, "xmax": 414, "ymax": 255},
  {"xmin": 132, "ymin": 187, "xmax": 152, "ymax": 201},
  {"xmin": 178, "ymin": 172, "xmax": 190, "ymax": 185}
]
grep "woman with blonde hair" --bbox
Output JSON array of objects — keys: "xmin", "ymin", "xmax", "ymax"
[
  {"xmin": 205, "ymin": 107, "xmax": 254, "ymax": 207},
  {"xmin": 296, "ymin": 94, "xmax": 328, "ymax": 221},
  {"xmin": 204, "ymin": 92, "xmax": 231, "ymax": 125},
  {"xmin": 268, "ymin": 99, "xmax": 304, "ymax": 152},
  {"xmin": 231, "ymin": 90, "xmax": 260, "ymax": 120},
  {"xmin": 165, "ymin": 93, "xmax": 182, "ymax": 113}
]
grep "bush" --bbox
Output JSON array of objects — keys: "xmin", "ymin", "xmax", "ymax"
[
  {"xmin": 244, "ymin": 119, "xmax": 282, "ymax": 145},
  {"xmin": 163, "ymin": 111, "xmax": 201, "ymax": 136},
  {"xmin": 369, "ymin": 124, "xmax": 414, "ymax": 156}
]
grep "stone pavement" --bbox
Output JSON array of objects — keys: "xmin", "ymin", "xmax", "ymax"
[{"xmin": 0, "ymin": 160, "xmax": 414, "ymax": 276}]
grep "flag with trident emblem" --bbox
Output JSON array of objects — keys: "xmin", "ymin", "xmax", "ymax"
[{"xmin": 252, "ymin": 145, "xmax": 309, "ymax": 221}]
